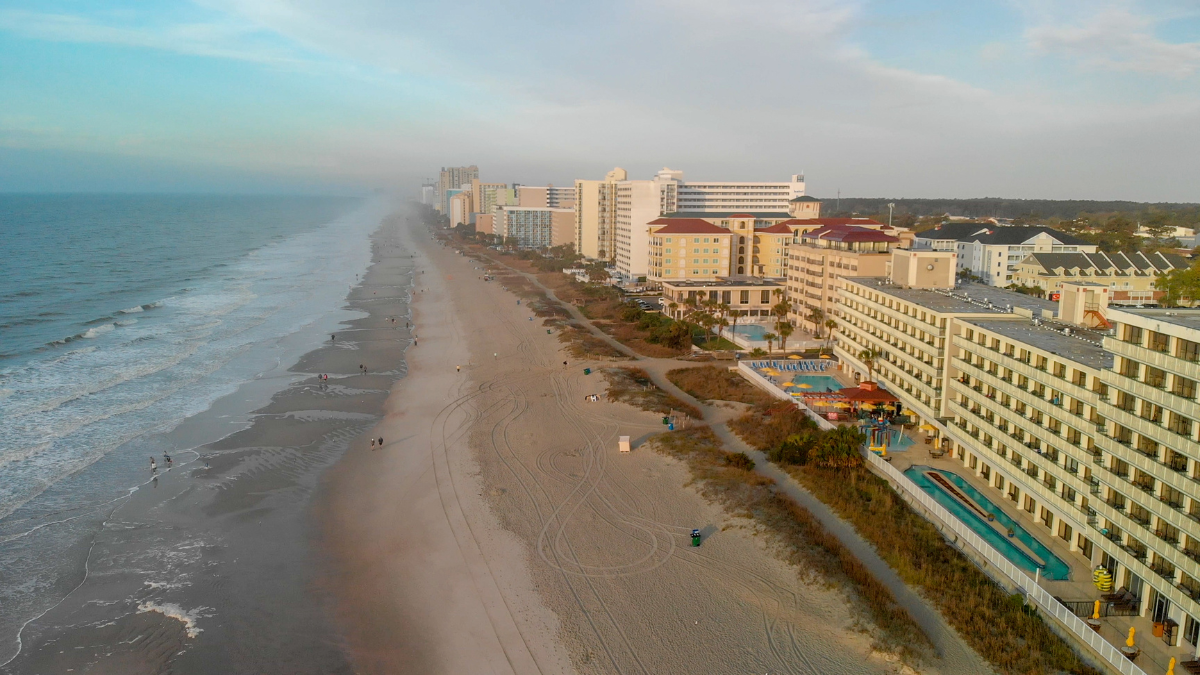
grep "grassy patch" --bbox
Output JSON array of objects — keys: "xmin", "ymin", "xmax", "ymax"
[
  {"xmin": 786, "ymin": 465, "xmax": 1100, "ymax": 675},
  {"xmin": 694, "ymin": 336, "xmax": 740, "ymax": 351},
  {"xmin": 666, "ymin": 366, "xmax": 776, "ymax": 406},
  {"xmin": 601, "ymin": 367, "xmax": 702, "ymax": 419},
  {"xmin": 729, "ymin": 401, "xmax": 820, "ymax": 453},
  {"xmin": 651, "ymin": 427, "xmax": 931, "ymax": 662}
]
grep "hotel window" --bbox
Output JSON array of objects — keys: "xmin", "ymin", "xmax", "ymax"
[
  {"xmin": 1173, "ymin": 375, "xmax": 1196, "ymax": 400},
  {"xmin": 1123, "ymin": 324, "xmax": 1143, "ymax": 345},
  {"xmin": 1178, "ymin": 338, "xmax": 1200, "ymax": 363},
  {"xmin": 1149, "ymin": 331, "xmax": 1170, "ymax": 353},
  {"xmin": 740, "ymin": 290, "xmax": 749, "ymax": 304},
  {"xmin": 1145, "ymin": 366, "xmax": 1166, "ymax": 388},
  {"xmin": 1187, "ymin": 616, "xmax": 1200, "ymax": 648},
  {"xmin": 1119, "ymin": 358, "xmax": 1141, "ymax": 378}
]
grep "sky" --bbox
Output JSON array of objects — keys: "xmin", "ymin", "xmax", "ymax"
[{"xmin": 0, "ymin": 0, "xmax": 1198, "ymax": 200}]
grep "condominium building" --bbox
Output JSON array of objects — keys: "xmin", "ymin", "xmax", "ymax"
[
  {"xmin": 836, "ymin": 273, "xmax": 1200, "ymax": 659},
  {"xmin": 436, "ymin": 165, "xmax": 479, "ymax": 213},
  {"xmin": 471, "ymin": 180, "xmax": 509, "ymax": 218},
  {"xmin": 547, "ymin": 186, "xmax": 575, "ymax": 209},
  {"xmin": 647, "ymin": 219, "xmax": 733, "ymax": 282},
  {"xmin": 420, "ymin": 184, "xmax": 435, "ymax": 206},
  {"xmin": 914, "ymin": 224, "xmax": 1096, "ymax": 286},
  {"xmin": 675, "ymin": 175, "xmax": 805, "ymax": 212},
  {"xmin": 497, "ymin": 206, "xmax": 574, "ymax": 249},
  {"xmin": 449, "ymin": 191, "xmax": 473, "ymax": 227},
  {"xmin": 1010, "ymin": 251, "xmax": 1187, "ymax": 304},
  {"xmin": 784, "ymin": 221, "xmax": 910, "ymax": 335},
  {"xmin": 612, "ymin": 168, "xmax": 809, "ymax": 280},
  {"xmin": 574, "ymin": 167, "xmax": 626, "ymax": 261}
]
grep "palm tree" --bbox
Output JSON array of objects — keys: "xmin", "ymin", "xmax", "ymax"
[
  {"xmin": 667, "ymin": 301, "xmax": 679, "ymax": 320},
  {"xmin": 858, "ymin": 348, "xmax": 881, "ymax": 382},
  {"xmin": 823, "ymin": 318, "xmax": 838, "ymax": 355},
  {"xmin": 808, "ymin": 307, "xmax": 825, "ymax": 338},
  {"xmin": 763, "ymin": 332, "xmax": 777, "ymax": 354},
  {"xmin": 776, "ymin": 320, "xmax": 794, "ymax": 354}
]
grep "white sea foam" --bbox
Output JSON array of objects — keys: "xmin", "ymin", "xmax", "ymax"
[
  {"xmin": 136, "ymin": 602, "xmax": 209, "ymax": 638},
  {"xmin": 115, "ymin": 319, "xmax": 138, "ymax": 327},
  {"xmin": 118, "ymin": 306, "xmax": 144, "ymax": 314}
]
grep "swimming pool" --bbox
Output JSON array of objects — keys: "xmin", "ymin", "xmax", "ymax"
[
  {"xmin": 903, "ymin": 466, "xmax": 1071, "ymax": 580},
  {"xmin": 730, "ymin": 324, "xmax": 769, "ymax": 340},
  {"xmin": 782, "ymin": 375, "xmax": 842, "ymax": 393}
]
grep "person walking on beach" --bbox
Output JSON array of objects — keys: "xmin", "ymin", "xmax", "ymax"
[
  {"xmin": 456, "ymin": 365, "xmax": 461, "ymax": 373},
  {"xmin": 370, "ymin": 438, "xmax": 375, "ymax": 450},
  {"xmin": 150, "ymin": 457, "xmax": 156, "ymax": 472},
  {"xmin": 378, "ymin": 437, "xmax": 383, "ymax": 447},
  {"xmin": 331, "ymin": 334, "xmax": 336, "ymax": 342}
]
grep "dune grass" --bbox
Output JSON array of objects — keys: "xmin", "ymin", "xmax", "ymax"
[
  {"xmin": 651, "ymin": 426, "xmax": 931, "ymax": 662},
  {"xmin": 602, "ymin": 367, "xmax": 702, "ymax": 420},
  {"xmin": 666, "ymin": 366, "xmax": 776, "ymax": 406}
]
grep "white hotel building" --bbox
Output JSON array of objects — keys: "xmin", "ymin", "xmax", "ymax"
[{"xmin": 612, "ymin": 169, "xmax": 806, "ymax": 279}]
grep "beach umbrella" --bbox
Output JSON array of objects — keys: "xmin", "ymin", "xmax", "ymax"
[
  {"xmin": 787, "ymin": 354, "xmax": 802, "ymax": 360},
  {"xmin": 919, "ymin": 424, "xmax": 937, "ymax": 432},
  {"xmin": 832, "ymin": 401, "xmax": 851, "ymax": 408},
  {"xmin": 797, "ymin": 383, "xmax": 812, "ymax": 388},
  {"xmin": 779, "ymin": 381, "xmax": 795, "ymax": 387},
  {"xmin": 820, "ymin": 354, "xmax": 832, "ymax": 359}
]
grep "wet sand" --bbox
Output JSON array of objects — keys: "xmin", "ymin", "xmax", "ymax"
[
  {"xmin": 2, "ymin": 214, "xmax": 414, "ymax": 674},
  {"xmin": 321, "ymin": 214, "xmax": 916, "ymax": 674}
]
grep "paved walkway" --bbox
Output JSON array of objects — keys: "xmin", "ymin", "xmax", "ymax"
[{"xmin": 475, "ymin": 249, "xmax": 991, "ymax": 671}]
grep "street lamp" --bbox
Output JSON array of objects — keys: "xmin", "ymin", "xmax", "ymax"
[{"xmin": 888, "ymin": 203, "xmax": 895, "ymax": 228}]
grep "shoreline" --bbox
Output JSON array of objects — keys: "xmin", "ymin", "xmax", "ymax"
[{"xmin": 2, "ymin": 209, "xmax": 413, "ymax": 673}]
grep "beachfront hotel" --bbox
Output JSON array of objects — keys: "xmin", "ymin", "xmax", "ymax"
[
  {"xmin": 574, "ymin": 168, "xmax": 626, "ymax": 261},
  {"xmin": 496, "ymin": 206, "xmax": 575, "ymax": 249},
  {"xmin": 783, "ymin": 220, "xmax": 914, "ymax": 337},
  {"xmin": 835, "ymin": 269, "xmax": 1200, "ymax": 660},
  {"xmin": 436, "ymin": 165, "xmax": 479, "ymax": 214},
  {"xmin": 660, "ymin": 277, "xmax": 783, "ymax": 321},
  {"xmin": 610, "ymin": 168, "xmax": 808, "ymax": 279}
]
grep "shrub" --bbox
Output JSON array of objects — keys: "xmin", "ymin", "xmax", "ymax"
[
  {"xmin": 729, "ymin": 402, "xmax": 817, "ymax": 452},
  {"xmin": 601, "ymin": 367, "xmax": 702, "ymax": 419},
  {"xmin": 722, "ymin": 451, "xmax": 755, "ymax": 471}
]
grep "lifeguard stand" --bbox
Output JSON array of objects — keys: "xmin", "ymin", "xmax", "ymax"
[{"xmin": 618, "ymin": 436, "xmax": 631, "ymax": 453}]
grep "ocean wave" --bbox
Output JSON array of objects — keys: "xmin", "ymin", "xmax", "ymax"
[
  {"xmin": 118, "ymin": 305, "xmax": 144, "ymax": 314},
  {"xmin": 114, "ymin": 319, "xmax": 138, "ymax": 327},
  {"xmin": 81, "ymin": 324, "xmax": 115, "ymax": 339},
  {"xmin": 137, "ymin": 602, "xmax": 210, "ymax": 638}
]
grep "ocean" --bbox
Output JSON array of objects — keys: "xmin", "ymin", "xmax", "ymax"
[{"xmin": 0, "ymin": 194, "xmax": 384, "ymax": 664}]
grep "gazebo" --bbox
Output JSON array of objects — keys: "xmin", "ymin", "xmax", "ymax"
[{"xmin": 800, "ymin": 381, "xmax": 902, "ymax": 420}]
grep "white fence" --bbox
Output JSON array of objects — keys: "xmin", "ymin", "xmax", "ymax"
[{"xmin": 863, "ymin": 451, "xmax": 1148, "ymax": 675}]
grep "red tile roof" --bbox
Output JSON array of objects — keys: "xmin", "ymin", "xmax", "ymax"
[
  {"xmin": 786, "ymin": 217, "xmax": 884, "ymax": 226},
  {"xmin": 648, "ymin": 218, "xmax": 730, "ymax": 234},
  {"xmin": 802, "ymin": 224, "xmax": 898, "ymax": 243}
]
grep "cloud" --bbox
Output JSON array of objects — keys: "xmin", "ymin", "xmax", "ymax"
[
  {"xmin": 1021, "ymin": 3, "xmax": 1200, "ymax": 76},
  {"xmin": 0, "ymin": 9, "xmax": 311, "ymax": 65}
]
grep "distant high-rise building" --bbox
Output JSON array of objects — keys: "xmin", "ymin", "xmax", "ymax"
[
  {"xmin": 420, "ymin": 184, "xmax": 436, "ymax": 206},
  {"xmin": 497, "ymin": 206, "xmax": 575, "ymax": 249},
  {"xmin": 436, "ymin": 166, "xmax": 479, "ymax": 213},
  {"xmin": 471, "ymin": 180, "xmax": 509, "ymax": 219},
  {"xmin": 574, "ymin": 167, "xmax": 626, "ymax": 261}
]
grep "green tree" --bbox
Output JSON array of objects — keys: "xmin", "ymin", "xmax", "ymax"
[
  {"xmin": 763, "ymin": 332, "xmax": 777, "ymax": 354},
  {"xmin": 1155, "ymin": 261, "xmax": 1200, "ymax": 307},
  {"xmin": 810, "ymin": 426, "xmax": 866, "ymax": 468},
  {"xmin": 823, "ymin": 318, "xmax": 838, "ymax": 355},
  {"xmin": 858, "ymin": 348, "xmax": 881, "ymax": 382},
  {"xmin": 807, "ymin": 307, "xmax": 825, "ymax": 338},
  {"xmin": 776, "ymin": 320, "xmax": 794, "ymax": 354}
]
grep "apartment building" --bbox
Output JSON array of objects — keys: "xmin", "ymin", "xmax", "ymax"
[
  {"xmin": 497, "ymin": 206, "xmax": 574, "ymax": 249},
  {"xmin": 574, "ymin": 168, "xmax": 626, "ymax": 260},
  {"xmin": 436, "ymin": 165, "xmax": 479, "ymax": 213},
  {"xmin": 785, "ymin": 222, "xmax": 905, "ymax": 336},
  {"xmin": 449, "ymin": 191, "xmax": 473, "ymax": 227},
  {"xmin": 835, "ymin": 277, "xmax": 1058, "ymax": 429},
  {"xmin": 471, "ymin": 180, "xmax": 509, "ymax": 218},
  {"xmin": 1010, "ymin": 251, "xmax": 1188, "ymax": 304},
  {"xmin": 646, "ymin": 219, "xmax": 733, "ymax": 282},
  {"xmin": 420, "ymin": 184, "xmax": 435, "ymax": 206},
  {"xmin": 661, "ymin": 278, "xmax": 783, "ymax": 321},
  {"xmin": 675, "ymin": 175, "xmax": 805, "ymax": 211},
  {"xmin": 837, "ymin": 273, "xmax": 1200, "ymax": 657},
  {"xmin": 547, "ymin": 186, "xmax": 575, "ymax": 209},
  {"xmin": 915, "ymin": 224, "xmax": 1096, "ymax": 286},
  {"xmin": 612, "ymin": 168, "xmax": 808, "ymax": 279}
]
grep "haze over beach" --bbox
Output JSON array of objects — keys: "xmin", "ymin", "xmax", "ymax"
[{"xmin": 3, "ymin": 2, "xmax": 1200, "ymax": 675}]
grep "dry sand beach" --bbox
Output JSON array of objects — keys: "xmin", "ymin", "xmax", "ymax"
[{"xmin": 321, "ymin": 209, "xmax": 963, "ymax": 674}]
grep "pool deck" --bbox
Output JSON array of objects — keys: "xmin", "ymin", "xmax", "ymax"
[{"xmin": 888, "ymin": 433, "xmax": 1200, "ymax": 671}]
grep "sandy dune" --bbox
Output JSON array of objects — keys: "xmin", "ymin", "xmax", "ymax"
[{"xmin": 320, "ymin": 217, "xmax": 923, "ymax": 674}]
